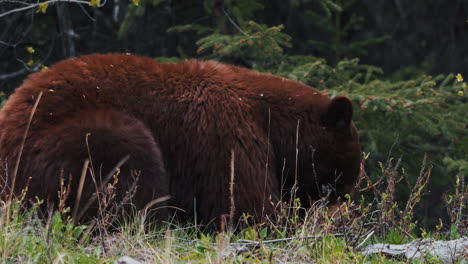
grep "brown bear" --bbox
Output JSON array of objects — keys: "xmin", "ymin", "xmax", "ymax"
[{"xmin": 0, "ymin": 53, "xmax": 361, "ymax": 226}]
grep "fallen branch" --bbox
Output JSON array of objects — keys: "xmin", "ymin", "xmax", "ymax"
[{"xmin": 360, "ymin": 237, "xmax": 468, "ymax": 263}]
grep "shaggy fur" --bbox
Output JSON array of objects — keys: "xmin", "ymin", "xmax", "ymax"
[{"xmin": 0, "ymin": 54, "xmax": 360, "ymax": 225}]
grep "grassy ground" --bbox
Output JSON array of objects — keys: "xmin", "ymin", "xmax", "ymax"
[{"xmin": 0, "ymin": 158, "xmax": 466, "ymax": 263}]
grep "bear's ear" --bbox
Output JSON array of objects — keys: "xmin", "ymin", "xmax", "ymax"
[{"xmin": 322, "ymin": 96, "xmax": 353, "ymax": 130}]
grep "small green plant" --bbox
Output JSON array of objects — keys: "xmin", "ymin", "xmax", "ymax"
[
  {"xmin": 0, "ymin": 198, "xmax": 99, "ymax": 263},
  {"xmin": 443, "ymin": 175, "xmax": 467, "ymax": 238},
  {"xmin": 170, "ymin": 21, "xmax": 292, "ymax": 63}
]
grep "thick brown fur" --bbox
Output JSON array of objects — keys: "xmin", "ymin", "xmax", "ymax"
[{"xmin": 0, "ymin": 54, "xmax": 360, "ymax": 226}]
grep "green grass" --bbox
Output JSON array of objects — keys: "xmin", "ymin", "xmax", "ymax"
[
  {"xmin": 0, "ymin": 157, "xmax": 466, "ymax": 263},
  {"xmin": 0, "ymin": 211, "xmax": 462, "ymax": 264}
]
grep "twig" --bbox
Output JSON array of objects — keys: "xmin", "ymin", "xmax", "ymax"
[
  {"xmin": 0, "ymin": 68, "xmax": 30, "ymax": 80},
  {"xmin": 0, "ymin": 0, "xmax": 96, "ymax": 19},
  {"xmin": 221, "ymin": 0, "xmax": 249, "ymax": 37},
  {"xmin": 357, "ymin": 162, "xmax": 385, "ymax": 192},
  {"xmin": 355, "ymin": 230, "xmax": 375, "ymax": 249}
]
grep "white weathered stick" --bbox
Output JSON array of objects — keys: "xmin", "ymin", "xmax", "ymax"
[{"xmin": 360, "ymin": 237, "xmax": 468, "ymax": 263}]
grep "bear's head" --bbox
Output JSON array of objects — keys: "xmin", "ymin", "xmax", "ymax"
[
  {"xmin": 283, "ymin": 96, "xmax": 361, "ymax": 206},
  {"xmin": 320, "ymin": 96, "xmax": 361, "ymax": 197}
]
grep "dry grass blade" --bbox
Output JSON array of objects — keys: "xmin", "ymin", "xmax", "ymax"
[
  {"xmin": 76, "ymin": 154, "xmax": 130, "ymax": 222},
  {"xmin": 142, "ymin": 195, "xmax": 171, "ymax": 213},
  {"xmin": 72, "ymin": 158, "xmax": 90, "ymax": 224},
  {"xmin": 228, "ymin": 149, "xmax": 235, "ymax": 233},
  {"xmin": 293, "ymin": 120, "xmax": 300, "ymax": 197},
  {"xmin": 5, "ymin": 91, "xmax": 42, "ymax": 224}
]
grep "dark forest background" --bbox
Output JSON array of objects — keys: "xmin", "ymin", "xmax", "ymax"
[
  {"xmin": 2, "ymin": 0, "xmax": 468, "ymax": 91},
  {"xmin": 0, "ymin": 0, "xmax": 467, "ymax": 230}
]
